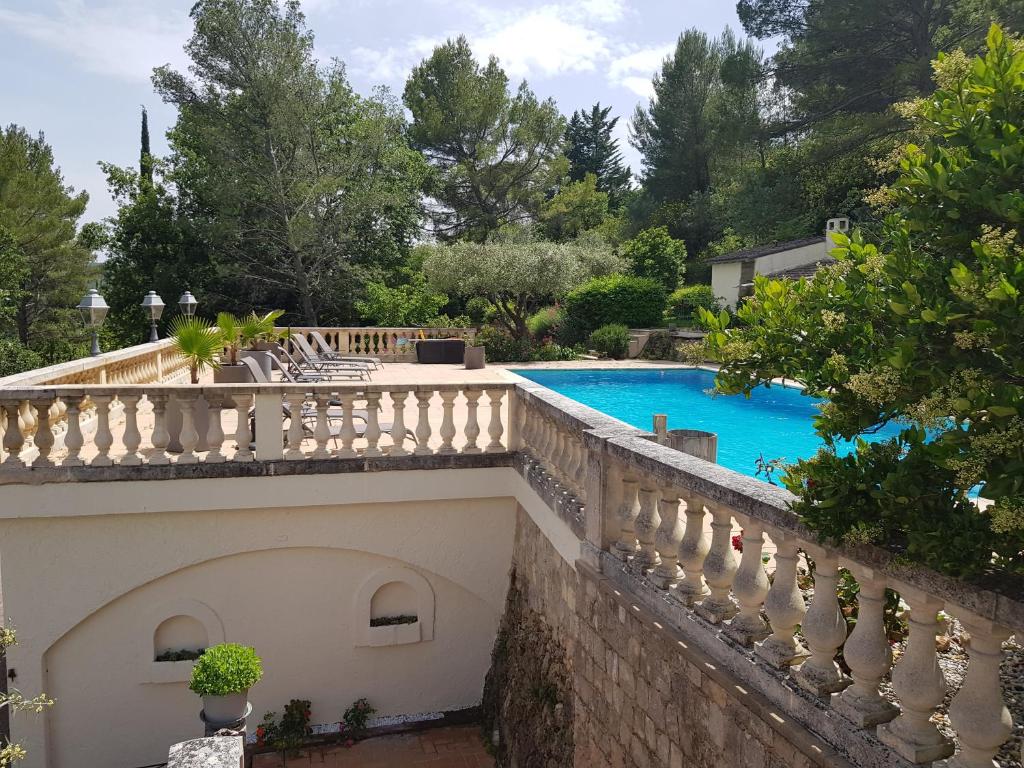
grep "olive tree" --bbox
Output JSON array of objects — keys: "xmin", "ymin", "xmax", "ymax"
[
  {"xmin": 423, "ymin": 230, "xmax": 623, "ymax": 338},
  {"xmin": 700, "ymin": 26, "xmax": 1024, "ymax": 578}
]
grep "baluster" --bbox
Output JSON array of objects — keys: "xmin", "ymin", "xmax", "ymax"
[
  {"xmin": 695, "ymin": 502, "xmax": 738, "ymax": 623},
  {"xmin": 173, "ymin": 392, "xmax": 199, "ymax": 465},
  {"xmin": 118, "ymin": 393, "xmax": 144, "ymax": 466},
  {"xmin": 310, "ymin": 393, "xmax": 331, "ymax": 459},
  {"xmin": 148, "ymin": 392, "xmax": 171, "ymax": 465},
  {"xmin": 565, "ymin": 437, "xmax": 583, "ymax": 497},
  {"xmin": 388, "ymin": 390, "xmax": 410, "ymax": 456},
  {"xmin": 634, "ymin": 485, "xmax": 661, "ymax": 569},
  {"xmin": 945, "ymin": 615, "xmax": 1013, "ymax": 768},
  {"xmin": 832, "ymin": 568, "xmax": 897, "ymax": 726},
  {"xmin": 90, "ymin": 393, "xmax": 114, "ymax": 467},
  {"xmin": 62, "ymin": 395, "xmax": 85, "ymax": 467},
  {"xmin": 338, "ymin": 393, "xmax": 357, "ymax": 458},
  {"xmin": 19, "ymin": 402, "xmax": 35, "ymax": 454},
  {"xmin": 677, "ymin": 493, "xmax": 710, "ymax": 605},
  {"xmin": 652, "ymin": 487, "xmax": 682, "ymax": 588},
  {"xmin": 414, "ymin": 390, "xmax": 433, "ymax": 455},
  {"xmin": 284, "ymin": 392, "xmax": 306, "ymax": 459},
  {"xmin": 437, "ymin": 390, "xmax": 457, "ymax": 454},
  {"xmin": 725, "ymin": 520, "xmax": 770, "ymax": 645},
  {"xmin": 363, "ymin": 392, "xmax": 383, "ymax": 456},
  {"xmin": 794, "ymin": 550, "xmax": 850, "ymax": 696},
  {"xmin": 27, "ymin": 397, "xmax": 55, "ymax": 468},
  {"xmin": 550, "ymin": 429, "xmax": 567, "ymax": 484},
  {"xmin": 485, "ymin": 389, "xmax": 505, "ymax": 452},
  {"xmin": 462, "ymin": 389, "xmax": 482, "ymax": 454},
  {"xmin": 613, "ymin": 476, "xmax": 640, "ymax": 560},
  {"xmin": 755, "ymin": 534, "xmax": 808, "ymax": 667},
  {"xmin": 204, "ymin": 393, "xmax": 226, "ymax": 463},
  {"xmin": 232, "ymin": 393, "xmax": 254, "ymax": 462},
  {"xmin": 878, "ymin": 590, "xmax": 953, "ymax": 763}
]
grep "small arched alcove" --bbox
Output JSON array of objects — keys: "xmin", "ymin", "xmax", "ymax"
[
  {"xmin": 354, "ymin": 567, "xmax": 435, "ymax": 648},
  {"xmin": 153, "ymin": 615, "xmax": 208, "ymax": 661}
]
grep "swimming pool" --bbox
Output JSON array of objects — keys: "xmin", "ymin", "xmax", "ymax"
[{"xmin": 512, "ymin": 367, "xmax": 904, "ymax": 480}]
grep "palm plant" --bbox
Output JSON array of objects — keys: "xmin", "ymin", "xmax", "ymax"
[
  {"xmin": 240, "ymin": 310, "xmax": 285, "ymax": 349},
  {"xmin": 170, "ymin": 315, "xmax": 223, "ymax": 384},
  {"xmin": 216, "ymin": 312, "xmax": 243, "ymax": 365}
]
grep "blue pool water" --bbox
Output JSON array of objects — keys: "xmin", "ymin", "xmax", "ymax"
[{"xmin": 513, "ymin": 368, "xmax": 905, "ymax": 479}]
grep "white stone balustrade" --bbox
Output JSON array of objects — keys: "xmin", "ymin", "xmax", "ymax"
[
  {"xmin": 510, "ymin": 384, "xmax": 1022, "ymax": 768},
  {"xmin": 284, "ymin": 327, "xmax": 475, "ymax": 361},
  {"xmin": 0, "ymin": 382, "xmax": 512, "ymax": 469}
]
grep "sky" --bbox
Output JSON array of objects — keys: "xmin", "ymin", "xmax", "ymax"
[{"xmin": 0, "ymin": 0, "xmax": 748, "ymax": 224}]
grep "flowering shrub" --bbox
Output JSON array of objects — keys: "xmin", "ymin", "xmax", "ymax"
[
  {"xmin": 342, "ymin": 697, "xmax": 375, "ymax": 736},
  {"xmin": 258, "ymin": 699, "xmax": 311, "ymax": 753}
]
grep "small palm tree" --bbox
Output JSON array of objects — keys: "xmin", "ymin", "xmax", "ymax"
[
  {"xmin": 216, "ymin": 312, "xmax": 243, "ymax": 365},
  {"xmin": 170, "ymin": 316, "xmax": 223, "ymax": 384},
  {"xmin": 240, "ymin": 310, "xmax": 285, "ymax": 349}
]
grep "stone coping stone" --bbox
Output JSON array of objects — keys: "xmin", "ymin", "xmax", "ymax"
[{"xmin": 168, "ymin": 735, "xmax": 243, "ymax": 768}]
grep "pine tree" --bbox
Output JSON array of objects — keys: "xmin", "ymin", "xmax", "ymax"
[
  {"xmin": 139, "ymin": 107, "xmax": 153, "ymax": 188},
  {"xmin": 564, "ymin": 103, "xmax": 631, "ymax": 209}
]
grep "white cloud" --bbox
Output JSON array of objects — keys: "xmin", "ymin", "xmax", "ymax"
[
  {"xmin": 607, "ymin": 42, "xmax": 673, "ymax": 96},
  {"xmin": 575, "ymin": 0, "xmax": 627, "ymax": 23},
  {"xmin": 348, "ymin": 37, "xmax": 442, "ymax": 84},
  {"xmin": 473, "ymin": 6, "xmax": 611, "ymax": 78},
  {"xmin": 0, "ymin": 0, "xmax": 190, "ymax": 83}
]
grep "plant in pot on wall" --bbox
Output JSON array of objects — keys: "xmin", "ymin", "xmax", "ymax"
[
  {"xmin": 213, "ymin": 312, "xmax": 254, "ymax": 383},
  {"xmin": 464, "ymin": 334, "xmax": 485, "ymax": 369},
  {"xmin": 171, "ymin": 315, "xmax": 223, "ymax": 384},
  {"xmin": 189, "ymin": 642, "xmax": 263, "ymax": 726},
  {"xmin": 240, "ymin": 310, "xmax": 285, "ymax": 379}
]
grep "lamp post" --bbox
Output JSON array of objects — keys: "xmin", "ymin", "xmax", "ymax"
[
  {"xmin": 178, "ymin": 291, "xmax": 198, "ymax": 318},
  {"xmin": 77, "ymin": 289, "xmax": 109, "ymax": 357},
  {"xmin": 141, "ymin": 291, "xmax": 166, "ymax": 342}
]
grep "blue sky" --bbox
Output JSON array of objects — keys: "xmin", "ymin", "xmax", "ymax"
[{"xmin": 0, "ymin": 0, "xmax": 747, "ymax": 223}]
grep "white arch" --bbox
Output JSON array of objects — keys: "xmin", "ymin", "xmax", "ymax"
[{"xmin": 353, "ymin": 566, "xmax": 435, "ymax": 647}]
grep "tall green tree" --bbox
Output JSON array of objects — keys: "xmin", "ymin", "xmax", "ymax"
[
  {"xmin": 631, "ymin": 27, "xmax": 763, "ymax": 205},
  {"xmin": 404, "ymin": 36, "xmax": 567, "ymax": 242},
  {"xmin": 139, "ymin": 107, "xmax": 153, "ymax": 189},
  {"xmin": 153, "ymin": 0, "xmax": 427, "ymax": 325},
  {"xmin": 564, "ymin": 103, "xmax": 631, "ymax": 209},
  {"xmin": 0, "ymin": 125, "xmax": 94, "ymax": 359}
]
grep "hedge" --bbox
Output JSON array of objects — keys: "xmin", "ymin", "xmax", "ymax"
[{"xmin": 559, "ymin": 274, "xmax": 666, "ymax": 343}]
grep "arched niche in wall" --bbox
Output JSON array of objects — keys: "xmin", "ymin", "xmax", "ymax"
[
  {"xmin": 142, "ymin": 599, "xmax": 225, "ymax": 684},
  {"xmin": 354, "ymin": 566, "xmax": 435, "ymax": 648}
]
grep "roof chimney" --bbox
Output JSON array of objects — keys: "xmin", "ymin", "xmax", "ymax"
[{"xmin": 825, "ymin": 216, "xmax": 850, "ymax": 242}]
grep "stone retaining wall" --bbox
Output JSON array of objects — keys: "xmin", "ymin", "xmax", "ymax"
[{"xmin": 488, "ymin": 506, "xmax": 848, "ymax": 768}]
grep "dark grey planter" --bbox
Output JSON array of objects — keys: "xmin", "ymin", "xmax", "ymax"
[
  {"xmin": 464, "ymin": 345, "xmax": 486, "ymax": 369},
  {"xmin": 213, "ymin": 364, "xmax": 254, "ymax": 384},
  {"xmin": 240, "ymin": 350, "xmax": 272, "ymax": 380}
]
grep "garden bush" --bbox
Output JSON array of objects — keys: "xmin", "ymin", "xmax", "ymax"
[
  {"xmin": 465, "ymin": 296, "xmax": 491, "ymax": 324},
  {"xmin": 667, "ymin": 284, "xmax": 720, "ymax": 326},
  {"xmin": 621, "ymin": 226, "xmax": 687, "ymax": 291},
  {"xmin": 526, "ymin": 305, "xmax": 562, "ymax": 340},
  {"xmin": 560, "ymin": 274, "xmax": 666, "ymax": 343},
  {"xmin": 188, "ymin": 643, "xmax": 263, "ymax": 697},
  {"xmin": 588, "ymin": 323, "xmax": 630, "ymax": 359},
  {"xmin": 474, "ymin": 325, "xmax": 534, "ymax": 362}
]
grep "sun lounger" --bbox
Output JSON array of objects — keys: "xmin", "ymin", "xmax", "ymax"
[
  {"xmin": 292, "ymin": 334, "xmax": 382, "ymax": 371},
  {"xmin": 308, "ymin": 331, "xmax": 383, "ymax": 369}
]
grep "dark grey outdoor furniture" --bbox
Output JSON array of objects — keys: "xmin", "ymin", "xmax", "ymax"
[{"xmin": 415, "ymin": 339, "xmax": 465, "ymax": 364}]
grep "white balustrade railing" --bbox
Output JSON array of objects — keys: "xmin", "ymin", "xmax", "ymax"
[
  {"xmin": 0, "ymin": 382, "xmax": 511, "ymax": 469},
  {"xmin": 284, "ymin": 327, "xmax": 475, "ymax": 360},
  {"xmin": 512, "ymin": 381, "xmax": 1022, "ymax": 768}
]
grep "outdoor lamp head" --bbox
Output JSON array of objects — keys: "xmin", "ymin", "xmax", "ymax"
[
  {"xmin": 178, "ymin": 290, "xmax": 198, "ymax": 317},
  {"xmin": 77, "ymin": 289, "xmax": 109, "ymax": 328},
  {"xmin": 141, "ymin": 291, "xmax": 165, "ymax": 321}
]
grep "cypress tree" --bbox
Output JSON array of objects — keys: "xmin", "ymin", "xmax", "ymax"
[
  {"xmin": 139, "ymin": 107, "xmax": 153, "ymax": 188},
  {"xmin": 564, "ymin": 103, "xmax": 631, "ymax": 209}
]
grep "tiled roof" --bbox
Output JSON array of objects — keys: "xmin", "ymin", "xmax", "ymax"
[
  {"xmin": 763, "ymin": 258, "xmax": 836, "ymax": 280},
  {"xmin": 704, "ymin": 236, "xmax": 823, "ymax": 265}
]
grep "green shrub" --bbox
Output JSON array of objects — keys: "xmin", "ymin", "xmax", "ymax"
[
  {"xmin": 465, "ymin": 296, "xmax": 491, "ymax": 324},
  {"xmin": 667, "ymin": 284, "xmax": 720, "ymax": 326},
  {"xmin": 475, "ymin": 325, "xmax": 533, "ymax": 362},
  {"xmin": 188, "ymin": 643, "xmax": 263, "ymax": 697},
  {"xmin": 621, "ymin": 226, "xmax": 687, "ymax": 291},
  {"xmin": 560, "ymin": 274, "xmax": 666, "ymax": 343},
  {"xmin": 526, "ymin": 306, "xmax": 563, "ymax": 340},
  {"xmin": 588, "ymin": 324, "xmax": 630, "ymax": 359},
  {"xmin": 0, "ymin": 339, "xmax": 43, "ymax": 378},
  {"xmin": 532, "ymin": 341, "xmax": 577, "ymax": 361}
]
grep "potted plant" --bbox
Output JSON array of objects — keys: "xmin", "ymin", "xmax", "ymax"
[
  {"xmin": 167, "ymin": 315, "xmax": 223, "ymax": 451},
  {"xmin": 213, "ymin": 312, "xmax": 255, "ymax": 383},
  {"xmin": 189, "ymin": 643, "xmax": 263, "ymax": 725},
  {"xmin": 464, "ymin": 335, "xmax": 485, "ymax": 369},
  {"xmin": 239, "ymin": 310, "xmax": 285, "ymax": 379}
]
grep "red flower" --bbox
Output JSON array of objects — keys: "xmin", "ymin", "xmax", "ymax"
[{"xmin": 731, "ymin": 533, "xmax": 744, "ymax": 553}]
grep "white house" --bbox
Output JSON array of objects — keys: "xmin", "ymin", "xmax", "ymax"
[{"xmin": 708, "ymin": 216, "xmax": 850, "ymax": 309}]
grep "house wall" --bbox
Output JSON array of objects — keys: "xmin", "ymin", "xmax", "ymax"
[
  {"xmin": 711, "ymin": 241, "xmax": 828, "ymax": 310},
  {"xmin": 0, "ymin": 469, "xmax": 518, "ymax": 768}
]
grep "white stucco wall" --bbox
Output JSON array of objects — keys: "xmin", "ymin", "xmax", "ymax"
[
  {"xmin": 710, "ymin": 240, "xmax": 828, "ymax": 309},
  {"xmin": 0, "ymin": 469, "xmax": 519, "ymax": 768}
]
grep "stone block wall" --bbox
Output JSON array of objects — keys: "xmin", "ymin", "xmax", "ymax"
[{"xmin": 486, "ymin": 506, "xmax": 850, "ymax": 768}]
